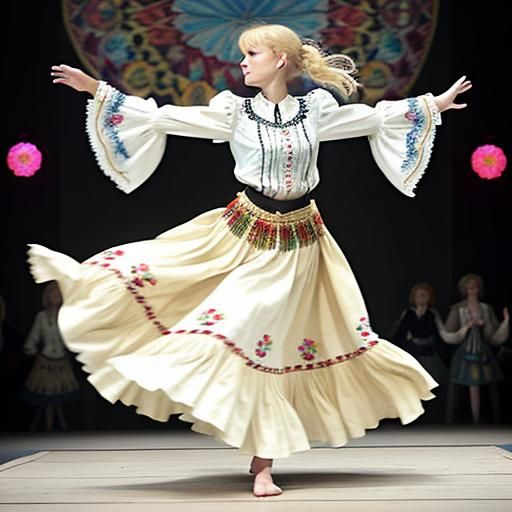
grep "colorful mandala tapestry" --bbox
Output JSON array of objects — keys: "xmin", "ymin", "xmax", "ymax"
[{"xmin": 63, "ymin": 0, "xmax": 438, "ymax": 105}]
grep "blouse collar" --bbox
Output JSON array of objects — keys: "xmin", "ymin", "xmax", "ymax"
[{"xmin": 252, "ymin": 92, "xmax": 299, "ymax": 123}]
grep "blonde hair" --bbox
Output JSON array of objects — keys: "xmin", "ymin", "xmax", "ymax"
[
  {"xmin": 238, "ymin": 24, "xmax": 359, "ymax": 97},
  {"xmin": 458, "ymin": 273, "xmax": 484, "ymax": 299}
]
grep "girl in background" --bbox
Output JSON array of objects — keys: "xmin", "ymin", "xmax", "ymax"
[
  {"xmin": 393, "ymin": 282, "xmax": 468, "ymax": 421},
  {"xmin": 23, "ymin": 282, "xmax": 80, "ymax": 431},
  {"xmin": 445, "ymin": 274, "xmax": 509, "ymax": 424}
]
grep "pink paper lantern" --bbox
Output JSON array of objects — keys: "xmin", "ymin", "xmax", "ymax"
[
  {"xmin": 471, "ymin": 144, "xmax": 507, "ymax": 179},
  {"xmin": 6, "ymin": 142, "xmax": 42, "ymax": 177}
]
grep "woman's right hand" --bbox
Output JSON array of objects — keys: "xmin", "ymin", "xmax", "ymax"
[{"xmin": 51, "ymin": 64, "xmax": 99, "ymax": 96}]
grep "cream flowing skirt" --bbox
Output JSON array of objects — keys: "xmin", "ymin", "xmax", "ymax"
[{"xmin": 27, "ymin": 191, "xmax": 436, "ymax": 458}]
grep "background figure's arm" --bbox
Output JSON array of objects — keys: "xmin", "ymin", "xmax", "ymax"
[
  {"xmin": 391, "ymin": 309, "xmax": 409, "ymax": 347},
  {"xmin": 485, "ymin": 305, "xmax": 510, "ymax": 346},
  {"xmin": 444, "ymin": 306, "xmax": 461, "ymax": 333},
  {"xmin": 23, "ymin": 312, "xmax": 43, "ymax": 355},
  {"xmin": 434, "ymin": 309, "xmax": 467, "ymax": 344}
]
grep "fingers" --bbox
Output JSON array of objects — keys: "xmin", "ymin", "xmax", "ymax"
[
  {"xmin": 447, "ymin": 77, "xmax": 472, "ymax": 110},
  {"xmin": 51, "ymin": 65, "xmax": 67, "ymax": 79},
  {"xmin": 460, "ymin": 82, "xmax": 472, "ymax": 93},
  {"xmin": 51, "ymin": 64, "xmax": 75, "ymax": 86},
  {"xmin": 51, "ymin": 74, "xmax": 69, "ymax": 84},
  {"xmin": 51, "ymin": 64, "xmax": 70, "ymax": 73},
  {"xmin": 452, "ymin": 76, "xmax": 471, "ymax": 91},
  {"xmin": 50, "ymin": 64, "xmax": 75, "ymax": 78}
]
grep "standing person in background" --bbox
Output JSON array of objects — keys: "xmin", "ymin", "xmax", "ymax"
[
  {"xmin": 393, "ymin": 282, "xmax": 468, "ymax": 421},
  {"xmin": 22, "ymin": 282, "xmax": 80, "ymax": 431},
  {"xmin": 445, "ymin": 274, "xmax": 509, "ymax": 424}
]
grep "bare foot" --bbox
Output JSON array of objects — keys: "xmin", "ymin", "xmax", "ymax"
[{"xmin": 251, "ymin": 457, "xmax": 282, "ymax": 497}]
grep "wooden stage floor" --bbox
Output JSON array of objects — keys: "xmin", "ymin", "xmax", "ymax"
[{"xmin": 0, "ymin": 425, "xmax": 511, "ymax": 511}]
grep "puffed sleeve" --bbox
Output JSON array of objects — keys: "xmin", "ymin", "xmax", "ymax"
[
  {"xmin": 445, "ymin": 305, "xmax": 461, "ymax": 332},
  {"xmin": 86, "ymin": 83, "xmax": 238, "ymax": 193},
  {"xmin": 312, "ymin": 88, "xmax": 442, "ymax": 197}
]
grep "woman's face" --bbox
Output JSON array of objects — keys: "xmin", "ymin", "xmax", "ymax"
[
  {"xmin": 240, "ymin": 45, "xmax": 283, "ymax": 88},
  {"xmin": 465, "ymin": 279, "xmax": 480, "ymax": 299},
  {"xmin": 414, "ymin": 288, "xmax": 430, "ymax": 307}
]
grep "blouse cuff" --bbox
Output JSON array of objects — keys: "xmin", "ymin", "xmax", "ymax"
[
  {"xmin": 400, "ymin": 94, "xmax": 440, "ymax": 196},
  {"xmin": 369, "ymin": 93, "xmax": 441, "ymax": 197},
  {"xmin": 86, "ymin": 81, "xmax": 129, "ymax": 191},
  {"xmin": 86, "ymin": 81, "xmax": 166, "ymax": 193},
  {"xmin": 424, "ymin": 93, "xmax": 442, "ymax": 126}
]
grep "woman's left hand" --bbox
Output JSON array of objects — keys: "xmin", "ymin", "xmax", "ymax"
[{"xmin": 434, "ymin": 76, "xmax": 472, "ymax": 112}]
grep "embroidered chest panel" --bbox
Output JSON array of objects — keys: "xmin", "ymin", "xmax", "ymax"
[{"xmin": 235, "ymin": 97, "xmax": 318, "ymax": 198}]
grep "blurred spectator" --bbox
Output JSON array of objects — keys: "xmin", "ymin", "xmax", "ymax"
[
  {"xmin": 393, "ymin": 282, "xmax": 468, "ymax": 422},
  {"xmin": 22, "ymin": 282, "xmax": 80, "ymax": 431},
  {"xmin": 445, "ymin": 274, "xmax": 509, "ymax": 424}
]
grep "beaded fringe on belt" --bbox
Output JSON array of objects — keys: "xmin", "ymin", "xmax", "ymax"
[{"xmin": 222, "ymin": 190, "xmax": 324, "ymax": 251}]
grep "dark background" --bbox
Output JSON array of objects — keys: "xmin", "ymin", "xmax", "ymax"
[{"xmin": 2, "ymin": 1, "xmax": 511, "ymax": 430}]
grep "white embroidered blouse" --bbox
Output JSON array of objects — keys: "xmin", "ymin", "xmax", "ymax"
[
  {"xmin": 87, "ymin": 83, "xmax": 441, "ymax": 199},
  {"xmin": 24, "ymin": 311, "xmax": 67, "ymax": 359}
]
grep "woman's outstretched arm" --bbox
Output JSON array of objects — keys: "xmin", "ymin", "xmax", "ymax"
[{"xmin": 50, "ymin": 64, "xmax": 237, "ymax": 193}]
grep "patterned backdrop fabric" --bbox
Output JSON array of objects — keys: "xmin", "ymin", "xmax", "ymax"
[{"xmin": 63, "ymin": 0, "xmax": 439, "ymax": 105}]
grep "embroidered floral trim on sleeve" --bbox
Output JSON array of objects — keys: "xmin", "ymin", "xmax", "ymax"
[
  {"xmin": 101, "ymin": 88, "xmax": 129, "ymax": 160},
  {"xmin": 397, "ymin": 94, "xmax": 438, "ymax": 196},
  {"xmin": 401, "ymin": 97, "xmax": 426, "ymax": 175}
]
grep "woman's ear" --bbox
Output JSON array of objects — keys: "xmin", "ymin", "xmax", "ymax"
[{"xmin": 277, "ymin": 52, "xmax": 287, "ymax": 69}]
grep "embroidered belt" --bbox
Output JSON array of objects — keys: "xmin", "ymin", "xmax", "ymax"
[{"xmin": 222, "ymin": 190, "xmax": 324, "ymax": 251}]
